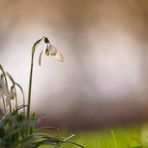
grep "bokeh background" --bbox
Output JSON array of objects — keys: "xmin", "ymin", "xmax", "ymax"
[{"xmin": 0, "ymin": 0, "xmax": 148, "ymax": 129}]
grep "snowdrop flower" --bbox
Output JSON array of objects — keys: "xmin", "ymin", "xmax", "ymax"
[
  {"xmin": 6, "ymin": 87, "xmax": 16, "ymax": 106},
  {"xmin": 39, "ymin": 37, "xmax": 64, "ymax": 65},
  {"xmin": 0, "ymin": 79, "xmax": 8, "ymax": 96}
]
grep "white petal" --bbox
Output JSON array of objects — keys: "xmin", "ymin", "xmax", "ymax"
[
  {"xmin": 45, "ymin": 43, "xmax": 49, "ymax": 51},
  {"xmin": 6, "ymin": 90, "xmax": 16, "ymax": 106},
  {"xmin": 6, "ymin": 96, "xmax": 10, "ymax": 106},
  {"xmin": 54, "ymin": 50, "xmax": 64, "ymax": 62},
  {"xmin": 49, "ymin": 44, "xmax": 57, "ymax": 56},
  {"xmin": 38, "ymin": 50, "xmax": 44, "ymax": 66}
]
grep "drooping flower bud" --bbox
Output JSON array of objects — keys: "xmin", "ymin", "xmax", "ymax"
[
  {"xmin": 38, "ymin": 37, "xmax": 64, "ymax": 66},
  {"xmin": 0, "ymin": 79, "xmax": 8, "ymax": 96},
  {"xmin": 6, "ymin": 86, "xmax": 16, "ymax": 106}
]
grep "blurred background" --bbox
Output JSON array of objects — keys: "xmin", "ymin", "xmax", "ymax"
[{"xmin": 0, "ymin": 0, "xmax": 148, "ymax": 129}]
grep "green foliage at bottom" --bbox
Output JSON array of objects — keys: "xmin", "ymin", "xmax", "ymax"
[{"xmin": 40, "ymin": 123, "xmax": 148, "ymax": 148}]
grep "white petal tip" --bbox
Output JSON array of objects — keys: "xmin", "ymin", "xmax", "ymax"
[{"xmin": 55, "ymin": 50, "xmax": 64, "ymax": 62}]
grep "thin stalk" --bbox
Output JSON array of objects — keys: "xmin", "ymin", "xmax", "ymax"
[
  {"xmin": 12, "ymin": 86, "xmax": 18, "ymax": 113},
  {"xmin": 26, "ymin": 52, "xmax": 35, "ymax": 133},
  {"xmin": 15, "ymin": 82, "xmax": 25, "ymax": 113},
  {"xmin": 2, "ymin": 96, "xmax": 6, "ymax": 115},
  {"xmin": 26, "ymin": 37, "xmax": 45, "ymax": 135},
  {"xmin": 13, "ymin": 87, "xmax": 18, "ymax": 110}
]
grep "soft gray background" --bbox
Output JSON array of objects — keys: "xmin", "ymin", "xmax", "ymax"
[{"xmin": 0, "ymin": 0, "xmax": 148, "ymax": 129}]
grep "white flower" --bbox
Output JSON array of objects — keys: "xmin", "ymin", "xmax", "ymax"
[
  {"xmin": 39, "ymin": 42, "xmax": 64, "ymax": 66},
  {"xmin": 6, "ymin": 88, "xmax": 16, "ymax": 106},
  {"xmin": 0, "ymin": 79, "xmax": 8, "ymax": 96},
  {"xmin": 45, "ymin": 43, "xmax": 64, "ymax": 62},
  {"xmin": 45, "ymin": 43, "xmax": 57, "ymax": 56}
]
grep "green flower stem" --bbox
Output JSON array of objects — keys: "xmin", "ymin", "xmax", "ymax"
[
  {"xmin": 27, "ymin": 52, "xmax": 34, "ymax": 121},
  {"xmin": 2, "ymin": 96, "xmax": 6, "ymax": 115},
  {"xmin": 15, "ymin": 82, "xmax": 25, "ymax": 113},
  {"xmin": 26, "ymin": 37, "xmax": 46, "ymax": 135},
  {"xmin": 0, "ymin": 65, "xmax": 12, "ymax": 114},
  {"xmin": 13, "ymin": 86, "xmax": 18, "ymax": 112}
]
